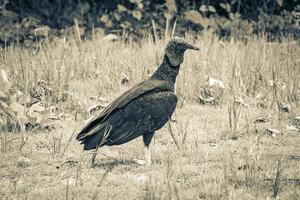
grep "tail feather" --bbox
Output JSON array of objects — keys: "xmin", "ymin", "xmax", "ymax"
[
  {"xmin": 76, "ymin": 123, "xmax": 107, "ymax": 150},
  {"xmin": 76, "ymin": 123, "xmax": 106, "ymax": 141},
  {"xmin": 80, "ymin": 129, "xmax": 106, "ymax": 150}
]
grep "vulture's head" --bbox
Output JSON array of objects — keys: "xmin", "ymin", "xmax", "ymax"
[{"xmin": 165, "ymin": 37, "xmax": 199, "ymax": 67}]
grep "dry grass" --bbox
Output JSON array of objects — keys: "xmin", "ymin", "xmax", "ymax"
[
  {"xmin": 1, "ymin": 32, "xmax": 299, "ymax": 105},
  {"xmin": 0, "ymin": 32, "xmax": 299, "ymax": 199}
]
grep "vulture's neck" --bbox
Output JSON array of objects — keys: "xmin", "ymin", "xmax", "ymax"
[{"xmin": 150, "ymin": 55, "xmax": 180, "ymax": 87}]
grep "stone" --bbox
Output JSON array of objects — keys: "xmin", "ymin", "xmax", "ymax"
[
  {"xmin": 9, "ymin": 102, "xmax": 27, "ymax": 123},
  {"xmin": 17, "ymin": 157, "xmax": 31, "ymax": 167},
  {"xmin": 207, "ymin": 77, "xmax": 225, "ymax": 89},
  {"xmin": 0, "ymin": 69, "xmax": 11, "ymax": 94},
  {"xmin": 103, "ymin": 33, "xmax": 119, "ymax": 42},
  {"xmin": 0, "ymin": 90, "xmax": 8, "ymax": 102},
  {"xmin": 255, "ymin": 116, "xmax": 269, "ymax": 123},
  {"xmin": 267, "ymin": 128, "xmax": 281, "ymax": 138}
]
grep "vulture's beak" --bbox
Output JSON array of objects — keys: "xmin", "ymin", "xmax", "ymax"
[
  {"xmin": 187, "ymin": 44, "xmax": 199, "ymax": 51},
  {"xmin": 186, "ymin": 43, "xmax": 200, "ymax": 50}
]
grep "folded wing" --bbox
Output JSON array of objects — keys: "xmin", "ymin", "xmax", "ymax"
[{"xmin": 76, "ymin": 79, "xmax": 172, "ymax": 142}]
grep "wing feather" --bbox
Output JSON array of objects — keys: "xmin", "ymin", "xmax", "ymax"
[{"xmin": 76, "ymin": 79, "xmax": 172, "ymax": 140}]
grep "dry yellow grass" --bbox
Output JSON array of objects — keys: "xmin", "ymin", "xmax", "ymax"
[{"xmin": 0, "ymin": 32, "xmax": 299, "ymax": 199}]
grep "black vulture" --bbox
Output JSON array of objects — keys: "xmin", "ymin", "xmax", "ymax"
[{"xmin": 76, "ymin": 37, "xmax": 199, "ymax": 165}]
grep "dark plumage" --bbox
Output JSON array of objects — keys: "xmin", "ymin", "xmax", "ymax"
[{"xmin": 76, "ymin": 37, "xmax": 199, "ymax": 165}]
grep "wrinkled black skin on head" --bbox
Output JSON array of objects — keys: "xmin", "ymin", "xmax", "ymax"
[{"xmin": 164, "ymin": 37, "xmax": 199, "ymax": 67}]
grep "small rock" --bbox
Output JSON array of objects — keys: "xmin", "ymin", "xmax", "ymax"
[
  {"xmin": 289, "ymin": 116, "xmax": 300, "ymax": 129},
  {"xmin": 9, "ymin": 102, "xmax": 27, "ymax": 123},
  {"xmin": 294, "ymin": 116, "xmax": 300, "ymax": 121},
  {"xmin": 103, "ymin": 33, "xmax": 119, "ymax": 42},
  {"xmin": 134, "ymin": 159, "xmax": 147, "ymax": 165},
  {"xmin": 286, "ymin": 125, "xmax": 299, "ymax": 132},
  {"xmin": 207, "ymin": 77, "xmax": 225, "ymax": 89},
  {"xmin": 26, "ymin": 103, "xmax": 48, "ymax": 124},
  {"xmin": 267, "ymin": 128, "xmax": 281, "ymax": 138},
  {"xmin": 17, "ymin": 157, "xmax": 31, "ymax": 167},
  {"xmin": 0, "ymin": 70, "xmax": 11, "ymax": 94},
  {"xmin": 17, "ymin": 94, "xmax": 31, "ymax": 106},
  {"xmin": 121, "ymin": 76, "xmax": 129, "ymax": 85},
  {"xmin": 0, "ymin": 90, "xmax": 8, "ymax": 102},
  {"xmin": 135, "ymin": 174, "xmax": 148, "ymax": 183},
  {"xmin": 280, "ymin": 103, "xmax": 290, "ymax": 113},
  {"xmin": 255, "ymin": 116, "xmax": 269, "ymax": 123},
  {"xmin": 235, "ymin": 97, "xmax": 250, "ymax": 108},
  {"xmin": 10, "ymin": 90, "xmax": 24, "ymax": 103}
]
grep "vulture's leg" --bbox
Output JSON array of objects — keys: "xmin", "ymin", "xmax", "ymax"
[
  {"xmin": 143, "ymin": 132, "xmax": 154, "ymax": 165},
  {"xmin": 135, "ymin": 132, "xmax": 154, "ymax": 165}
]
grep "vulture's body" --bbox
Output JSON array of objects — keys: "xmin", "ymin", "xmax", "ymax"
[
  {"xmin": 77, "ymin": 76, "xmax": 177, "ymax": 150},
  {"xmin": 76, "ymin": 37, "xmax": 199, "ymax": 165}
]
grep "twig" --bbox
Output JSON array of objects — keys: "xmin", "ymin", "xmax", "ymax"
[
  {"xmin": 60, "ymin": 130, "xmax": 76, "ymax": 158},
  {"xmin": 56, "ymin": 160, "xmax": 79, "ymax": 169},
  {"xmin": 180, "ymin": 119, "xmax": 190, "ymax": 146},
  {"xmin": 91, "ymin": 124, "xmax": 112, "ymax": 166},
  {"xmin": 74, "ymin": 18, "xmax": 82, "ymax": 46},
  {"xmin": 167, "ymin": 120, "xmax": 180, "ymax": 151},
  {"xmin": 272, "ymin": 160, "xmax": 283, "ymax": 198},
  {"xmin": 171, "ymin": 18, "xmax": 177, "ymax": 38},
  {"xmin": 151, "ymin": 18, "xmax": 158, "ymax": 43}
]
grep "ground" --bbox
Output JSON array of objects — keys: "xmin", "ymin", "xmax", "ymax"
[{"xmin": 0, "ymin": 104, "xmax": 299, "ymax": 200}]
